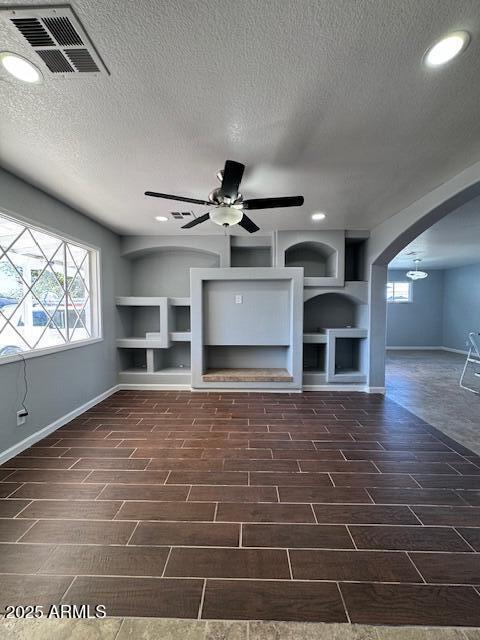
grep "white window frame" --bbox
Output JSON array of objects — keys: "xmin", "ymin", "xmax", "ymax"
[
  {"xmin": 0, "ymin": 208, "xmax": 102, "ymax": 366},
  {"xmin": 386, "ymin": 281, "xmax": 413, "ymax": 304}
]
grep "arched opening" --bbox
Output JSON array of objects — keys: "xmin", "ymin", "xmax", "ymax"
[
  {"xmin": 367, "ymin": 175, "xmax": 480, "ymax": 450},
  {"xmin": 285, "ymin": 241, "xmax": 337, "ymax": 278}
]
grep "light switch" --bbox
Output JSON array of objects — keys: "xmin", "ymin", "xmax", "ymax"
[{"xmin": 235, "ymin": 294, "xmax": 243, "ymax": 304}]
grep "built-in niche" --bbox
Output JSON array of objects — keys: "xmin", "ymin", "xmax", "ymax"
[
  {"xmin": 345, "ymin": 238, "xmax": 367, "ymax": 281},
  {"xmin": 334, "ymin": 338, "xmax": 361, "ymax": 374},
  {"xmin": 153, "ymin": 342, "xmax": 191, "ymax": 372},
  {"xmin": 303, "ymin": 343, "xmax": 326, "ymax": 373},
  {"xmin": 205, "ymin": 345, "xmax": 289, "ymax": 370},
  {"xmin": 304, "ymin": 293, "xmax": 361, "ymax": 332},
  {"xmin": 118, "ymin": 348, "xmax": 147, "ymax": 373},
  {"xmin": 230, "ymin": 246, "xmax": 271, "ymax": 267},
  {"xmin": 172, "ymin": 305, "xmax": 190, "ymax": 332},
  {"xmin": 130, "ymin": 248, "xmax": 220, "ymax": 297},
  {"xmin": 285, "ymin": 241, "xmax": 336, "ymax": 278}
]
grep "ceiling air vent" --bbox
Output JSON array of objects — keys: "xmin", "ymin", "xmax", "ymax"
[
  {"xmin": 170, "ymin": 212, "xmax": 193, "ymax": 220},
  {"xmin": 37, "ymin": 49, "xmax": 74, "ymax": 73},
  {"xmin": 64, "ymin": 48, "xmax": 99, "ymax": 72},
  {"xmin": 1, "ymin": 5, "xmax": 109, "ymax": 76},
  {"xmin": 10, "ymin": 18, "xmax": 54, "ymax": 47}
]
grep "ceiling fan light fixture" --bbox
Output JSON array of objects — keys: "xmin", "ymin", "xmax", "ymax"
[
  {"xmin": 154, "ymin": 215, "xmax": 168, "ymax": 222},
  {"xmin": 406, "ymin": 258, "xmax": 428, "ymax": 280},
  {"xmin": 311, "ymin": 212, "xmax": 326, "ymax": 221},
  {"xmin": 209, "ymin": 205, "xmax": 243, "ymax": 227}
]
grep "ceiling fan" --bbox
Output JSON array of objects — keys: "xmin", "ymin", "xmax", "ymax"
[{"xmin": 145, "ymin": 160, "xmax": 304, "ymax": 233}]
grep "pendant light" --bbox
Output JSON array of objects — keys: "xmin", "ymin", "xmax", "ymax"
[{"xmin": 406, "ymin": 258, "xmax": 428, "ymax": 281}]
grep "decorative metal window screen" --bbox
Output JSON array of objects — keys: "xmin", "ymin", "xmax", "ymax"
[{"xmin": 0, "ymin": 213, "xmax": 99, "ymax": 357}]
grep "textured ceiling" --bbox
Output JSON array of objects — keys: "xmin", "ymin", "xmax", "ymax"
[
  {"xmin": 390, "ymin": 195, "xmax": 480, "ymax": 269},
  {"xmin": 1, "ymin": 0, "xmax": 480, "ymax": 235}
]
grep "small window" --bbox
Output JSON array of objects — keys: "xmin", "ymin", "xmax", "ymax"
[
  {"xmin": 387, "ymin": 281, "xmax": 412, "ymax": 303},
  {"xmin": 0, "ymin": 212, "xmax": 101, "ymax": 360}
]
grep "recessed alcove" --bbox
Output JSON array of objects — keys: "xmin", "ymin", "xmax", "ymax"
[
  {"xmin": 172, "ymin": 305, "xmax": 190, "ymax": 332},
  {"xmin": 345, "ymin": 238, "xmax": 367, "ymax": 281},
  {"xmin": 118, "ymin": 348, "xmax": 147, "ymax": 373},
  {"xmin": 153, "ymin": 342, "xmax": 191, "ymax": 372},
  {"xmin": 285, "ymin": 241, "xmax": 337, "ymax": 278},
  {"xmin": 303, "ymin": 343, "xmax": 326, "ymax": 373},
  {"xmin": 230, "ymin": 246, "xmax": 271, "ymax": 267},
  {"xmin": 334, "ymin": 337, "xmax": 361, "ymax": 374},
  {"xmin": 304, "ymin": 293, "xmax": 359, "ymax": 332}
]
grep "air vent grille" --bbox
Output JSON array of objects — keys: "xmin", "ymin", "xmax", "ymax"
[
  {"xmin": 64, "ymin": 48, "xmax": 99, "ymax": 72},
  {"xmin": 11, "ymin": 17, "xmax": 54, "ymax": 47},
  {"xmin": 37, "ymin": 49, "xmax": 74, "ymax": 73},
  {"xmin": 43, "ymin": 16, "xmax": 83, "ymax": 46},
  {"xmin": 1, "ymin": 6, "xmax": 109, "ymax": 76},
  {"xmin": 171, "ymin": 212, "xmax": 193, "ymax": 220}
]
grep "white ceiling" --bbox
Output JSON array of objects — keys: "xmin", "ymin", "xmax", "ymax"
[
  {"xmin": 390, "ymin": 195, "xmax": 480, "ymax": 269},
  {"xmin": 1, "ymin": 0, "xmax": 480, "ymax": 235}
]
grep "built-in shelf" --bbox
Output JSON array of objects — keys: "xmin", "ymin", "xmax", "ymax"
[
  {"xmin": 116, "ymin": 296, "xmax": 164, "ymax": 306},
  {"xmin": 116, "ymin": 296, "xmax": 191, "ymax": 306},
  {"xmin": 303, "ymin": 333, "xmax": 327, "ymax": 343},
  {"xmin": 169, "ymin": 297, "xmax": 191, "ymax": 306},
  {"xmin": 202, "ymin": 368, "xmax": 293, "ymax": 383},
  {"xmin": 169, "ymin": 332, "xmax": 191, "ymax": 342},
  {"xmin": 116, "ymin": 338, "xmax": 165, "ymax": 348}
]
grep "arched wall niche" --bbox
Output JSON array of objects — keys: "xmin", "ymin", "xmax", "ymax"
[
  {"xmin": 304, "ymin": 292, "xmax": 366, "ymax": 332},
  {"xmin": 285, "ymin": 241, "xmax": 336, "ymax": 278},
  {"xmin": 130, "ymin": 247, "xmax": 220, "ymax": 297}
]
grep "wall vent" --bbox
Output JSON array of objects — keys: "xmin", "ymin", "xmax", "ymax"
[
  {"xmin": 1, "ymin": 5, "xmax": 109, "ymax": 76},
  {"xmin": 170, "ymin": 212, "xmax": 193, "ymax": 220}
]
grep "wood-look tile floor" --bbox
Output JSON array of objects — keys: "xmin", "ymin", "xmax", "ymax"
[{"xmin": 1, "ymin": 390, "xmax": 480, "ymax": 626}]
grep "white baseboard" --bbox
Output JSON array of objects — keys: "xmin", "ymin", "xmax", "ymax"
[
  {"xmin": 386, "ymin": 345, "xmax": 469, "ymax": 355},
  {"xmin": 442, "ymin": 346, "xmax": 469, "ymax": 355},
  {"xmin": 386, "ymin": 346, "xmax": 443, "ymax": 351},
  {"xmin": 0, "ymin": 385, "xmax": 120, "ymax": 465},
  {"xmin": 303, "ymin": 384, "xmax": 384, "ymax": 394},
  {"xmin": 118, "ymin": 383, "xmax": 191, "ymax": 391}
]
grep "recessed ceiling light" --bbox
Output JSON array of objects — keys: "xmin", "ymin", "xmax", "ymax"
[
  {"xmin": 0, "ymin": 52, "xmax": 43, "ymax": 84},
  {"xmin": 424, "ymin": 31, "xmax": 470, "ymax": 67},
  {"xmin": 311, "ymin": 212, "xmax": 326, "ymax": 221},
  {"xmin": 154, "ymin": 216, "xmax": 168, "ymax": 222}
]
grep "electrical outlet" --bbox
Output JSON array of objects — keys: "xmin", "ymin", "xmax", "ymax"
[
  {"xmin": 17, "ymin": 411, "xmax": 27, "ymax": 426},
  {"xmin": 235, "ymin": 294, "xmax": 243, "ymax": 304}
]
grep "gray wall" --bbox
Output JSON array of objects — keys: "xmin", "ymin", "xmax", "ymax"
[
  {"xmin": 130, "ymin": 249, "xmax": 219, "ymax": 297},
  {"xmin": 387, "ymin": 265, "xmax": 480, "ymax": 350},
  {"xmin": 386, "ymin": 269, "xmax": 444, "ymax": 347},
  {"xmin": 443, "ymin": 263, "xmax": 480, "ymax": 351},
  {"xmin": 204, "ymin": 279, "xmax": 291, "ymax": 346},
  {"xmin": 0, "ymin": 169, "xmax": 126, "ymax": 453}
]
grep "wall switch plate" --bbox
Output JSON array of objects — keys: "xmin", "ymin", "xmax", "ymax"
[
  {"xmin": 235, "ymin": 294, "xmax": 243, "ymax": 304},
  {"xmin": 17, "ymin": 411, "xmax": 27, "ymax": 426}
]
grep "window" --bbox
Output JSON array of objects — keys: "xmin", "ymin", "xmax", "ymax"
[
  {"xmin": 0, "ymin": 212, "xmax": 100, "ymax": 360},
  {"xmin": 386, "ymin": 281, "xmax": 412, "ymax": 303}
]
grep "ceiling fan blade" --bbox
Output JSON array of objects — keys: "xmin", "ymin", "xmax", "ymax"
[
  {"xmin": 145, "ymin": 191, "xmax": 211, "ymax": 206},
  {"xmin": 243, "ymin": 196, "xmax": 304, "ymax": 210},
  {"xmin": 219, "ymin": 160, "xmax": 245, "ymax": 200},
  {"xmin": 237, "ymin": 214, "xmax": 259, "ymax": 233},
  {"xmin": 181, "ymin": 213, "xmax": 211, "ymax": 229}
]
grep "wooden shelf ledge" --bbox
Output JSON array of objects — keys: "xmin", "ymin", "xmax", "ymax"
[{"xmin": 202, "ymin": 368, "xmax": 293, "ymax": 383}]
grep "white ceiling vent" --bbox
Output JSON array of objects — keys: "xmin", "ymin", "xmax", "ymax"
[
  {"xmin": 1, "ymin": 5, "xmax": 109, "ymax": 76},
  {"xmin": 170, "ymin": 212, "xmax": 193, "ymax": 220}
]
